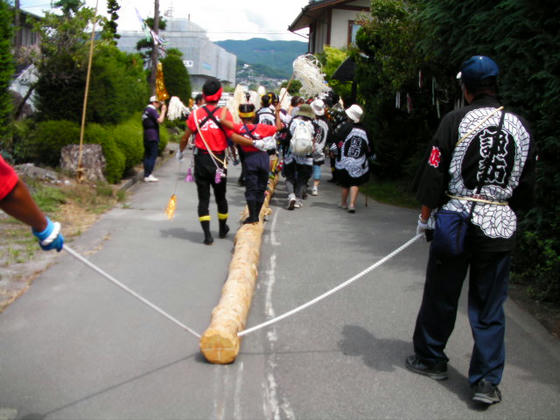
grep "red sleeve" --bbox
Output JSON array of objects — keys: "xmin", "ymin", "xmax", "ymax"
[
  {"xmin": 222, "ymin": 108, "xmax": 234, "ymax": 138},
  {"xmin": 0, "ymin": 155, "xmax": 19, "ymax": 200},
  {"xmin": 232, "ymin": 122, "xmax": 244, "ymax": 135},
  {"xmin": 256, "ymin": 124, "xmax": 277, "ymax": 137}
]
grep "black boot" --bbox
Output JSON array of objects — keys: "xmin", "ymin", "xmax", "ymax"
[
  {"xmin": 254, "ymin": 200, "xmax": 264, "ymax": 222},
  {"xmin": 200, "ymin": 220, "xmax": 213, "ymax": 245},
  {"xmin": 219, "ymin": 218, "xmax": 230, "ymax": 238},
  {"xmin": 243, "ymin": 200, "xmax": 257, "ymax": 224}
]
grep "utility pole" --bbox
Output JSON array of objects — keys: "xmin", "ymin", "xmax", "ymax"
[{"xmin": 149, "ymin": 0, "xmax": 160, "ymax": 95}]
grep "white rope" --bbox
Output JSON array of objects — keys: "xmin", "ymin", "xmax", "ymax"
[
  {"xmin": 64, "ymin": 245, "xmax": 202, "ymax": 339},
  {"xmin": 292, "ymin": 54, "xmax": 330, "ymax": 97},
  {"xmin": 238, "ymin": 234, "xmax": 423, "ymax": 337}
]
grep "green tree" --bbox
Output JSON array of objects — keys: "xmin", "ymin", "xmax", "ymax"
[
  {"xmin": 0, "ymin": 0, "xmax": 14, "ymax": 156},
  {"xmin": 101, "ymin": 0, "xmax": 120, "ymax": 44},
  {"xmin": 161, "ymin": 48, "xmax": 191, "ymax": 105},
  {"xmin": 34, "ymin": 2, "xmax": 148, "ymax": 124},
  {"xmin": 355, "ymin": 0, "xmax": 432, "ymax": 179},
  {"xmin": 317, "ymin": 46, "xmax": 352, "ymax": 104}
]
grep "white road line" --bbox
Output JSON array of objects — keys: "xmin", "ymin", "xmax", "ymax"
[
  {"xmin": 234, "ymin": 362, "xmax": 244, "ymax": 420},
  {"xmin": 269, "ymin": 209, "xmax": 281, "ymax": 246}
]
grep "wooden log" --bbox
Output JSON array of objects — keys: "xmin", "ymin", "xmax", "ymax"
[{"xmin": 200, "ymin": 173, "xmax": 279, "ymax": 364}]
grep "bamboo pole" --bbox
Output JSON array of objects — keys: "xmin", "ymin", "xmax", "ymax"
[
  {"xmin": 200, "ymin": 171, "xmax": 279, "ymax": 364},
  {"xmin": 77, "ymin": 0, "xmax": 99, "ymax": 183}
]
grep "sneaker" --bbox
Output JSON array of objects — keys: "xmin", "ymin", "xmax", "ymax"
[
  {"xmin": 287, "ymin": 194, "xmax": 296, "ymax": 210},
  {"xmin": 405, "ymin": 354, "xmax": 448, "ymax": 380},
  {"xmin": 338, "ymin": 203, "xmax": 348, "ymax": 210},
  {"xmin": 144, "ymin": 174, "xmax": 159, "ymax": 182},
  {"xmin": 294, "ymin": 199, "xmax": 303, "ymax": 208},
  {"xmin": 472, "ymin": 380, "xmax": 502, "ymax": 405},
  {"xmin": 311, "ymin": 186, "xmax": 318, "ymax": 196},
  {"xmin": 348, "ymin": 205, "xmax": 356, "ymax": 213}
]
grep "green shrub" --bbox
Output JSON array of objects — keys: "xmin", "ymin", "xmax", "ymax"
[
  {"xmin": 20, "ymin": 120, "xmax": 81, "ymax": 166},
  {"xmin": 111, "ymin": 113, "xmax": 143, "ymax": 171},
  {"xmin": 85, "ymin": 123, "xmax": 125, "ymax": 183},
  {"xmin": 158, "ymin": 125, "xmax": 169, "ymax": 155}
]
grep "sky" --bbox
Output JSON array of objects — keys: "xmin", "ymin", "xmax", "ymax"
[{"xmin": 19, "ymin": 0, "xmax": 311, "ymax": 42}]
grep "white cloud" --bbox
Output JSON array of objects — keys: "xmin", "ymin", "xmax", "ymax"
[{"xmin": 77, "ymin": 0, "xmax": 311, "ymax": 41}]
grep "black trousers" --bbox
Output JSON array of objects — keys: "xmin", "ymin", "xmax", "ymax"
[
  {"xmin": 284, "ymin": 161, "xmax": 312, "ymax": 199},
  {"xmin": 412, "ymin": 243, "xmax": 511, "ymax": 385},
  {"xmin": 244, "ymin": 152, "xmax": 269, "ymax": 202},
  {"xmin": 194, "ymin": 152, "xmax": 227, "ymax": 219}
]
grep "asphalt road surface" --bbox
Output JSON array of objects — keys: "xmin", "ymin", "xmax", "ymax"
[{"xmin": 1, "ymin": 150, "xmax": 559, "ymax": 419}]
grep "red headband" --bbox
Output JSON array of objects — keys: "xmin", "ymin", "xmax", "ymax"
[{"xmin": 203, "ymin": 87, "xmax": 223, "ymax": 102}]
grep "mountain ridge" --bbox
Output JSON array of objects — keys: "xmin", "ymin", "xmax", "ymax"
[{"xmin": 216, "ymin": 37, "xmax": 308, "ymax": 79}]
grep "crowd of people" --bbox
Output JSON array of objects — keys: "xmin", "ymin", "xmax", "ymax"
[{"xmin": 174, "ymin": 78, "xmax": 375, "ymax": 243}]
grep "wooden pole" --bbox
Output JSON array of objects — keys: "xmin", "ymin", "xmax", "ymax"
[
  {"xmin": 77, "ymin": 0, "xmax": 99, "ymax": 183},
  {"xmin": 200, "ymin": 172, "xmax": 279, "ymax": 364}
]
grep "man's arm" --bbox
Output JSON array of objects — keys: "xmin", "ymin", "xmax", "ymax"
[
  {"xmin": 1, "ymin": 180, "xmax": 47, "ymax": 231},
  {"xmin": 230, "ymin": 132, "xmax": 255, "ymax": 148},
  {"xmin": 157, "ymin": 104, "xmax": 167, "ymax": 124}
]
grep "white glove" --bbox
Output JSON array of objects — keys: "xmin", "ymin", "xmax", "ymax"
[
  {"xmin": 416, "ymin": 214, "xmax": 428, "ymax": 235},
  {"xmin": 253, "ymin": 137, "xmax": 276, "ymax": 151},
  {"xmin": 176, "ymin": 149, "xmax": 185, "ymax": 161},
  {"xmin": 261, "ymin": 136, "xmax": 277, "ymax": 151}
]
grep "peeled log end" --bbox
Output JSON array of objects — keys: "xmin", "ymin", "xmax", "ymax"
[{"xmin": 200, "ymin": 328, "xmax": 240, "ymax": 364}]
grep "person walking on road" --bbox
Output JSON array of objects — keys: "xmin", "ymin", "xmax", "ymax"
[
  {"xmin": 142, "ymin": 96, "xmax": 167, "ymax": 182},
  {"xmin": 310, "ymin": 99, "xmax": 329, "ymax": 196},
  {"xmin": 407, "ymin": 56, "xmax": 536, "ymax": 406},
  {"xmin": 219, "ymin": 103, "xmax": 279, "ymax": 224},
  {"xmin": 283, "ymin": 104, "xmax": 317, "ymax": 210},
  {"xmin": 333, "ymin": 104, "xmax": 371, "ymax": 213},
  {"xmin": 177, "ymin": 79, "xmax": 233, "ymax": 245},
  {"xmin": 0, "ymin": 155, "xmax": 64, "ymax": 252}
]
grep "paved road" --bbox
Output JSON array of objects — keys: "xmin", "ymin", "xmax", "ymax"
[{"xmin": 1, "ymin": 149, "xmax": 559, "ymax": 419}]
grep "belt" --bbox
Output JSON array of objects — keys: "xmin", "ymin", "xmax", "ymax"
[
  {"xmin": 447, "ymin": 193, "xmax": 508, "ymax": 206},
  {"xmin": 196, "ymin": 147, "xmax": 225, "ymax": 155}
]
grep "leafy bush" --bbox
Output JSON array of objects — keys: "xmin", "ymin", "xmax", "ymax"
[
  {"xmin": 18, "ymin": 120, "xmax": 80, "ymax": 166},
  {"xmin": 110, "ymin": 113, "xmax": 143, "ymax": 171},
  {"xmin": 88, "ymin": 45, "xmax": 149, "ymax": 124},
  {"xmin": 85, "ymin": 123, "xmax": 125, "ymax": 183},
  {"xmin": 158, "ymin": 125, "xmax": 169, "ymax": 155}
]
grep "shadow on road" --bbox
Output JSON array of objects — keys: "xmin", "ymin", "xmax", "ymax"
[
  {"xmin": 20, "ymin": 353, "xmax": 198, "ymax": 420},
  {"xmin": 338, "ymin": 324, "xmax": 493, "ymax": 411}
]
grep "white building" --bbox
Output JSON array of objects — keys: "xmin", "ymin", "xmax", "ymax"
[
  {"xmin": 117, "ymin": 12, "xmax": 236, "ymax": 91},
  {"xmin": 289, "ymin": 0, "xmax": 370, "ymax": 54}
]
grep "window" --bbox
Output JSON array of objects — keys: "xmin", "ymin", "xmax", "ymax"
[{"xmin": 348, "ymin": 21, "xmax": 361, "ymax": 46}]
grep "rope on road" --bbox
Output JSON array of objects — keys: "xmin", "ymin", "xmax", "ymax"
[
  {"xmin": 64, "ymin": 245, "xmax": 202, "ymax": 339},
  {"xmin": 237, "ymin": 234, "xmax": 423, "ymax": 337}
]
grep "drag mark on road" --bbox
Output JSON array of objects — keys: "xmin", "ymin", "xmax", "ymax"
[
  {"xmin": 262, "ymin": 253, "xmax": 294, "ymax": 419},
  {"xmin": 269, "ymin": 208, "xmax": 281, "ymax": 246},
  {"xmin": 233, "ymin": 362, "xmax": 244, "ymax": 420}
]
